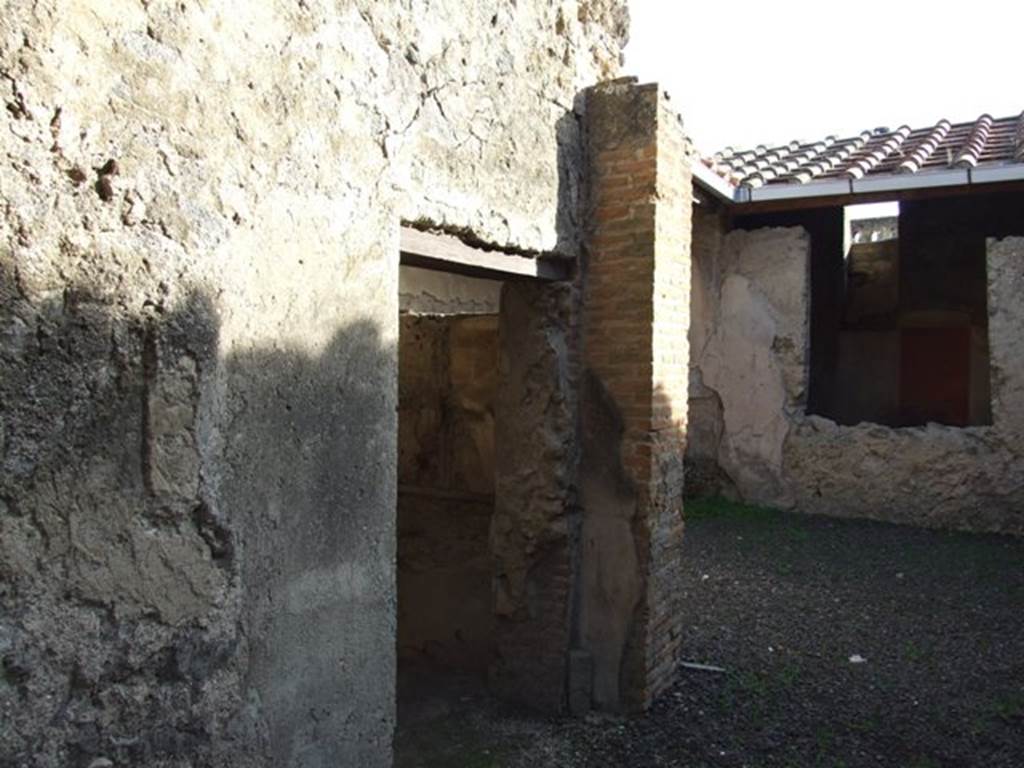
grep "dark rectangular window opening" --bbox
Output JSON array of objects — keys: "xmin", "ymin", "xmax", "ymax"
[{"xmin": 823, "ymin": 201, "xmax": 992, "ymax": 428}]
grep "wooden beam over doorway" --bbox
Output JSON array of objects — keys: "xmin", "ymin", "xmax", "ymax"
[{"xmin": 399, "ymin": 227, "xmax": 570, "ymax": 281}]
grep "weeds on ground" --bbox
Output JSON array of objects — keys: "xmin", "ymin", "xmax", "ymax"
[
  {"xmin": 989, "ymin": 691, "xmax": 1024, "ymax": 723},
  {"xmin": 685, "ymin": 496, "xmax": 779, "ymax": 522},
  {"xmin": 686, "ymin": 497, "xmax": 810, "ymax": 540},
  {"xmin": 687, "ymin": 497, "xmax": 813, "ymax": 578}
]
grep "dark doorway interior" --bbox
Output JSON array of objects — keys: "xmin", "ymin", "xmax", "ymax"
[{"xmin": 396, "ymin": 265, "xmax": 503, "ymax": 729}]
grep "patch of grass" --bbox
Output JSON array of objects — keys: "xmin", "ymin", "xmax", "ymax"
[
  {"xmin": 688, "ymin": 498, "xmax": 815, "ymax": 579},
  {"xmin": 686, "ymin": 497, "xmax": 813, "ymax": 542},
  {"xmin": 848, "ymin": 713, "xmax": 881, "ymax": 734},
  {"xmin": 774, "ymin": 560, "xmax": 796, "ymax": 576},
  {"xmin": 785, "ymin": 524, "xmax": 812, "ymax": 543},
  {"xmin": 777, "ymin": 662, "xmax": 801, "ymax": 689},
  {"xmin": 720, "ymin": 669, "xmax": 776, "ymax": 726},
  {"xmin": 989, "ymin": 691, "xmax": 1024, "ymax": 723},
  {"xmin": 813, "ymin": 725, "xmax": 837, "ymax": 759},
  {"xmin": 686, "ymin": 496, "xmax": 784, "ymax": 523},
  {"xmin": 903, "ymin": 640, "xmax": 925, "ymax": 663}
]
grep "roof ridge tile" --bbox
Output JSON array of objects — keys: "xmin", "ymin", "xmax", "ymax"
[
  {"xmin": 953, "ymin": 114, "xmax": 994, "ymax": 168},
  {"xmin": 707, "ymin": 111, "xmax": 1024, "ymax": 190}
]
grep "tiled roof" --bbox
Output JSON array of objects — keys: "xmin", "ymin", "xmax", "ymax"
[{"xmin": 705, "ymin": 112, "xmax": 1024, "ymax": 190}]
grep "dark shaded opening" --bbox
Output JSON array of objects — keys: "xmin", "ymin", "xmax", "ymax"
[
  {"xmin": 829, "ymin": 197, "xmax": 995, "ymax": 427},
  {"xmin": 395, "ymin": 265, "xmax": 501, "ymax": 731},
  {"xmin": 736, "ymin": 191, "xmax": 1024, "ymax": 428}
]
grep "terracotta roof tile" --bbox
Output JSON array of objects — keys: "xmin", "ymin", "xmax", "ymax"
[{"xmin": 704, "ymin": 112, "xmax": 1024, "ymax": 189}]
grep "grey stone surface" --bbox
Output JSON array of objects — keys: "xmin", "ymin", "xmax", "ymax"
[{"xmin": 0, "ymin": 1, "xmax": 627, "ymax": 765}]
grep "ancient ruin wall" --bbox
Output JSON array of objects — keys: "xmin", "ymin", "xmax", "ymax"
[
  {"xmin": 689, "ymin": 227, "xmax": 1024, "ymax": 534},
  {"xmin": 490, "ymin": 280, "xmax": 580, "ymax": 713},
  {"xmin": 786, "ymin": 236, "xmax": 1024, "ymax": 533},
  {"xmin": 579, "ymin": 81, "xmax": 690, "ymax": 713},
  {"xmin": 399, "ymin": 265, "xmax": 501, "ymax": 315},
  {"xmin": 689, "ymin": 226, "xmax": 810, "ymax": 508},
  {"xmin": 0, "ymin": 2, "xmax": 627, "ymax": 765},
  {"xmin": 686, "ymin": 204, "xmax": 730, "ymax": 497}
]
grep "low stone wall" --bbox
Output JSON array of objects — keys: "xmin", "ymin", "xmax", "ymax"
[
  {"xmin": 688, "ymin": 226, "xmax": 1024, "ymax": 535},
  {"xmin": 786, "ymin": 236, "xmax": 1024, "ymax": 533}
]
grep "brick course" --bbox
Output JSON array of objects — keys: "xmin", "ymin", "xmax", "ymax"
[{"xmin": 580, "ymin": 79, "xmax": 692, "ymax": 711}]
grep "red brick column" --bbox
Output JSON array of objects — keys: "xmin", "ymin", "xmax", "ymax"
[{"xmin": 578, "ymin": 78, "xmax": 690, "ymax": 711}]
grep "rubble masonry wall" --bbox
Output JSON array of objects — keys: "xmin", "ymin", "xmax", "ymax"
[
  {"xmin": 0, "ymin": 2, "xmax": 627, "ymax": 765},
  {"xmin": 688, "ymin": 224, "xmax": 1024, "ymax": 535}
]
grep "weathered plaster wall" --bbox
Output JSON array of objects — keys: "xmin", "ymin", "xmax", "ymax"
[
  {"xmin": 688, "ymin": 224, "xmax": 1024, "ymax": 534},
  {"xmin": 689, "ymin": 226, "xmax": 810, "ymax": 507},
  {"xmin": 490, "ymin": 280, "xmax": 580, "ymax": 713},
  {"xmin": 399, "ymin": 265, "xmax": 501, "ymax": 315},
  {"xmin": 786, "ymin": 236, "xmax": 1024, "ymax": 533},
  {"xmin": 0, "ymin": 2, "xmax": 627, "ymax": 765},
  {"xmin": 686, "ymin": 203, "xmax": 729, "ymax": 497},
  {"xmin": 397, "ymin": 314, "xmax": 497, "ymax": 673}
]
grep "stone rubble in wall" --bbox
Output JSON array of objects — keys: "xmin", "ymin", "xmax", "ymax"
[
  {"xmin": 0, "ymin": 1, "xmax": 628, "ymax": 764},
  {"xmin": 783, "ymin": 236, "xmax": 1024, "ymax": 535},
  {"xmin": 688, "ymin": 217, "xmax": 1024, "ymax": 535}
]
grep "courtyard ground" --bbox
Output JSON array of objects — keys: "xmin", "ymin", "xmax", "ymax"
[{"xmin": 395, "ymin": 499, "xmax": 1024, "ymax": 767}]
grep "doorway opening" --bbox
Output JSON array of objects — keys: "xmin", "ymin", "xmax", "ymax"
[
  {"xmin": 396, "ymin": 263, "xmax": 502, "ymax": 728},
  {"xmin": 394, "ymin": 227, "xmax": 574, "ymax": 751}
]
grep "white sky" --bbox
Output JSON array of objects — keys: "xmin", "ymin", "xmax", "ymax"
[{"xmin": 625, "ymin": 0, "xmax": 1024, "ymax": 155}]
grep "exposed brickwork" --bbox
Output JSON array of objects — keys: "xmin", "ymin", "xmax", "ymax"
[{"xmin": 581, "ymin": 80, "xmax": 692, "ymax": 711}]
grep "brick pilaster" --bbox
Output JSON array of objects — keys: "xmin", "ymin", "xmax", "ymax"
[{"xmin": 579, "ymin": 78, "xmax": 691, "ymax": 711}]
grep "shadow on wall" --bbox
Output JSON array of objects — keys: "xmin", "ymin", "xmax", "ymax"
[
  {"xmin": 480, "ymin": 100, "xmax": 589, "ymax": 714},
  {"xmin": 553, "ymin": 102, "xmax": 587, "ymax": 257},
  {"xmin": 0, "ymin": 258, "xmax": 396, "ymax": 767},
  {"xmin": 577, "ymin": 370, "xmax": 687, "ymax": 713}
]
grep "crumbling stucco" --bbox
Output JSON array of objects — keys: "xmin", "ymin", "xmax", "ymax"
[
  {"xmin": 0, "ymin": 1, "xmax": 627, "ymax": 764},
  {"xmin": 689, "ymin": 226, "xmax": 810, "ymax": 507},
  {"xmin": 490, "ymin": 281, "xmax": 579, "ymax": 712},
  {"xmin": 398, "ymin": 265, "xmax": 501, "ymax": 315},
  {"xmin": 689, "ymin": 223, "xmax": 1024, "ymax": 534}
]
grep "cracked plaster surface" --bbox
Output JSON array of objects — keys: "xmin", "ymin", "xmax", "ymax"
[{"xmin": 0, "ymin": 1, "xmax": 627, "ymax": 765}]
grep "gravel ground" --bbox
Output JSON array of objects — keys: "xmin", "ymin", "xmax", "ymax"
[{"xmin": 395, "ymin": 500, "xmax": 1024, "ymax": 767}]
